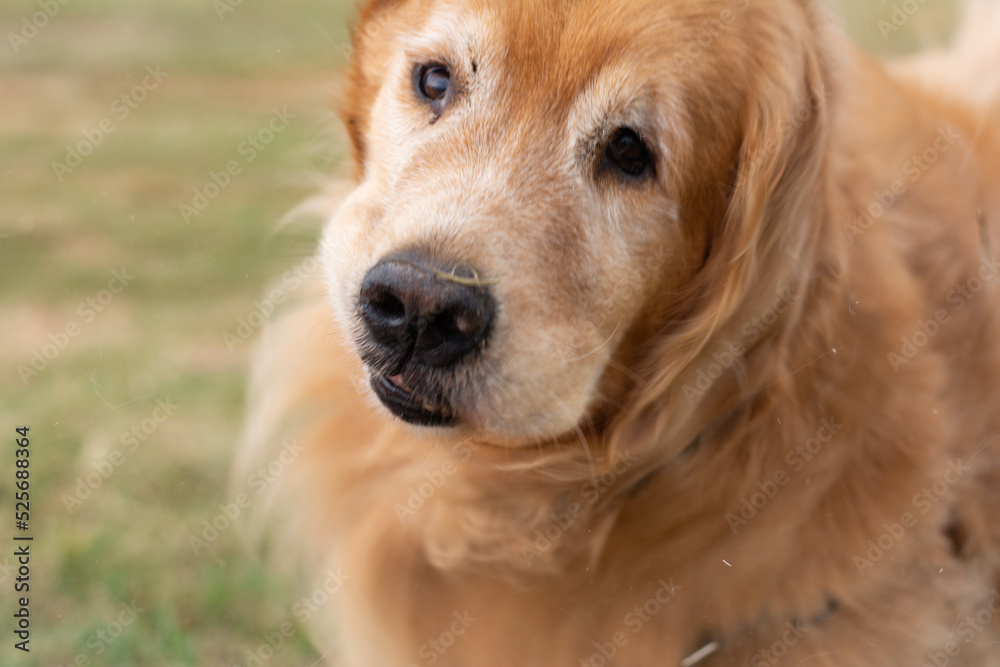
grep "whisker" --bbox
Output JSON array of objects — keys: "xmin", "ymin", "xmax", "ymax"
[{"xmin": 563, "ymin": 319, "xmax": 621, "ymax": 362}]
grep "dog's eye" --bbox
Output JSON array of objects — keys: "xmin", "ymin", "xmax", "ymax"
[
  {"xmin": 605, "ymin": 127, "xmax": 653, "ymax": 179},
  {"xmin": 414, "ymin": 63, "xmax": 452, "ymax": 114}
]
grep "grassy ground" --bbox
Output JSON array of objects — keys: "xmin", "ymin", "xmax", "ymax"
[{"xmin": 0, "ymin": 0, "xmax": 957, "ymax": 665}]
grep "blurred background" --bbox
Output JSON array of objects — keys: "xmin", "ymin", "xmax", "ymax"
[{"xmin": 0, "ymin": 0, "xmax": 959, "ymax": 665}]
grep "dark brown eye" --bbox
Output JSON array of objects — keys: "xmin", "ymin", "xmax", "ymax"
[
  {"xmin": 605, "ymin": 127, "xmax": 652, "ymax": 179},
  {"xmin": 414, "ymin": 63, "xmax": 452, "ymax": 114}
]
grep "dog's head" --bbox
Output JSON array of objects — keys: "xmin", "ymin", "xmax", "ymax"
[{"xmin": 323, "ymin": 0, "xmax": 829, "ymax": 448}]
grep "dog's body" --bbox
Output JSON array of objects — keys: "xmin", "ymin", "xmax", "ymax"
[{"xmin": 238, "ymin": 1, "xmax": 1000, "ymax": 665}]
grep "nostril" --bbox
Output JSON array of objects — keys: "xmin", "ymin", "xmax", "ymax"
[
  {"xmin": 367, "ymin": 289, "xmax": 407, "ymax": 327},
  {"xmin": 452, "ymin": 312, "xmax": 474, "ymax": 337},
  {"xmin": 434, "ymin": 308, "xmax": 482, "ymax": 339}
]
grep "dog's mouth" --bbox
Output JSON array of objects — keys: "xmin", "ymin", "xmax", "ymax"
[{"xmin": 370, "ymin": 372, "xmax": 458, "ymax": 427}]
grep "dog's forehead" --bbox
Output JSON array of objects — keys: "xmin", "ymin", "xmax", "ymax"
[
  {"xmin": 404, "ymin": 0, "xmax": 695, "ymax": 92},
  {"xmin": 474, "ymin": 2, "xmax": 627, "ymax": 73},
  {"xmin": 392, "ymin": 0, "xmax": 739, "ymax": 131}
]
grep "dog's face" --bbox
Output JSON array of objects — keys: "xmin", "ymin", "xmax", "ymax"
[{"xmin": 323, "ymin": 0, "xmax": 822, "ymax": 444}]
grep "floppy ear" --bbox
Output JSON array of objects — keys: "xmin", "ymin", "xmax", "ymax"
[
  {"xmin": 342, "ymin": 0, "xmax": 407, "ymax": 178},
  {"xmin": 608, "ymin": 2, "xmax": 834, "ymax": 462}
]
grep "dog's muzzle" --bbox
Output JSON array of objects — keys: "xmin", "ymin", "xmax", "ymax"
[{"xmin": 357, "ymin": 252, "xmax": 495, "ymax": 426}]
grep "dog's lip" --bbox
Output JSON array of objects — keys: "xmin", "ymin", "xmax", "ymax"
[
  {"xmin": 388, "ymin": 373, "xmax": 411, "ymax": 392},
  {"xmin": 370, "ymin": 373, "xmax": 457, "ymax": 427}
]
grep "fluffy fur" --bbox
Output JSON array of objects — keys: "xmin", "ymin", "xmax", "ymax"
[{"xmin": 236, "ymin": 1, "xmax": 1000, "ymax": 665}]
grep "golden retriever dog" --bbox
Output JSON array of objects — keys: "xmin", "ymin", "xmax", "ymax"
[{"xmin": 236, "ymin": 0, "xmax": 1000, "ymax": 664}]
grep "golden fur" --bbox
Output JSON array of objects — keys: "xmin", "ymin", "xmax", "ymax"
[{"xmin": 236, "ymin": 1, "xmax": 1000, "ymax": 664}]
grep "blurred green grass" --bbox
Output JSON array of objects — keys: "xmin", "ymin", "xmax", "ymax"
[{"xmin": 0, "ymin": 0, "xmax": 958, "ymax": 665}]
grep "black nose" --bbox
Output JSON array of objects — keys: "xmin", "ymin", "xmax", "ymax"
[{"xmin": 358, "ymin": 256, "xmax": 494, "ymax": 372}]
